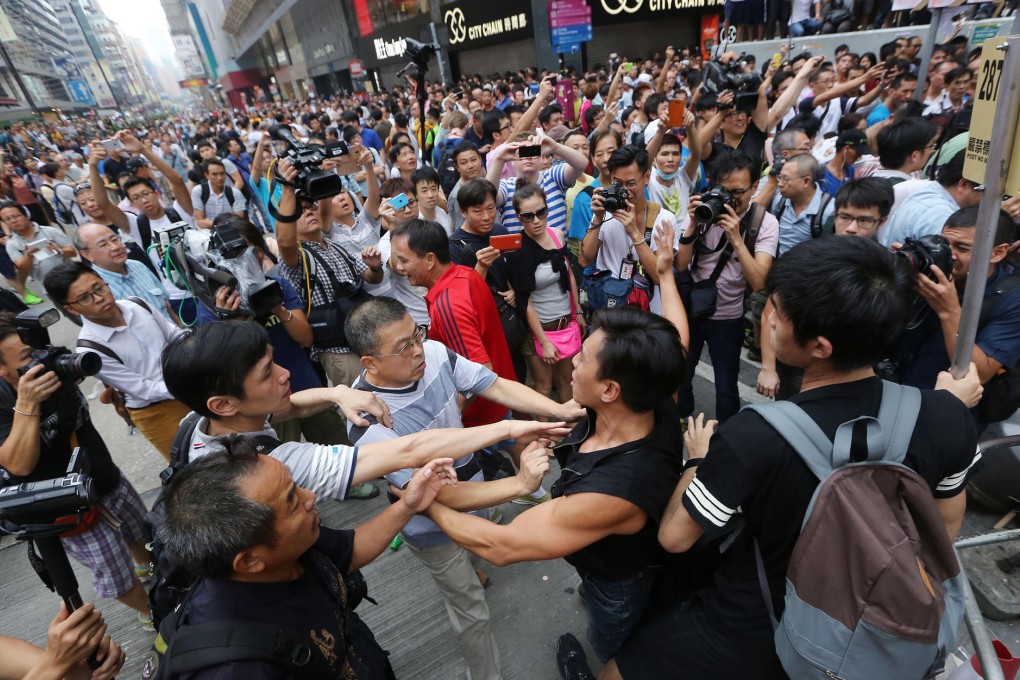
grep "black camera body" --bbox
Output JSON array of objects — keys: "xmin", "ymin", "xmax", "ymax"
[
  {"xmin": 896, "ymin": 234, "xmax": 953, "ymax": 282},
  {"xmin": 598, "ymin": 182, "xmax": 630, "ymax": 213},
  {"xmin": 14, "ymin": 309, "xmax": 101, "ymax": 385},
  {"xmin": 702, "ymin": 55, "xmax": 763, "ymax": 112},
  {"xmin": 0, "ymin": 448, "xmax": 94, "ymax": 527},
  {"xmin": 694, "ymin": 186, "xmax": 736, "ymax": 224},
  {"xmin": 269, "ymin": 125, "xmax": 344, "ymax": 202}
]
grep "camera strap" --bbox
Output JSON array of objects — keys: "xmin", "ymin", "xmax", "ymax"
[{"xmin": 301, "ymin": 241, "xmax": 364, "ymax": 304}]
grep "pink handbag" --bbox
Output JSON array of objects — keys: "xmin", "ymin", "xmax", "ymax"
[{"xmin": 534, "ymin": 229, "xmax": 582, "ymax": 361}]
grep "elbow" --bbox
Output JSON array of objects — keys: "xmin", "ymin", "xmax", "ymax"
[
  {"xmin": 578, "ymin": 249, "xmax": 593, "ymax": 268},
  {"xmin": 658, "ymin": 526, "xmax": 695, "ymax": 554}
]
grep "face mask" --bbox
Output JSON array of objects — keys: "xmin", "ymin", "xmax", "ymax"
[{"xmin": 654, "ymin": 166, "xmax": 679, "ymax": 181}]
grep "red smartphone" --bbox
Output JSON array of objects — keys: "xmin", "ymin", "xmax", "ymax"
[
  {"xmin": 667, "ymin": 98, "xmax": 687, "ymax": 128},
  {"xmin": 490, "ymin": 234, "xmax": 523, "ymax": 251}
]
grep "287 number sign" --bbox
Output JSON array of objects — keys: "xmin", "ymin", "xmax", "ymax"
[{"xmin": 978, "ymin": 56, "xmax": 1003, "ymax": 102}]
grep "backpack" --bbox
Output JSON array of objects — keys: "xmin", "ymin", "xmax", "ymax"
[
  {"xmin": 50, "ymin": 181, "xmax": 76, "ymax": 224},
  {"xmin": 773, "ymin": 192, "xmax": 834, "ymax": 238},
  {"xmin": 437, "ymin": 139, "xmax": 464, "ymax": 197},
  {"xmin": 199, "ymin": 181, "xmax": 236, "ymax": 209},
  {"xmin": 745, "ymin": 380, "xmax": 964, "ymax": 680}
]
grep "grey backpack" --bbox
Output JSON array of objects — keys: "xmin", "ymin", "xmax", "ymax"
[{"xmin": 746, "ymin": 380, "xmax": 965, "ymax": 680}]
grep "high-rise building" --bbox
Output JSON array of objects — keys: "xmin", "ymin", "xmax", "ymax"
[{"xmin": 0, "ymin": 0, "xmax": 80, "ymax": 115}]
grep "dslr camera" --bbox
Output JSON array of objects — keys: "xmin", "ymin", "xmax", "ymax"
[
  {"xmin": 597, "ymin": 182, "xmax": 630, "ymax": 213},
  {"xmin": 701, "ymin": 54, "xmax": 763, "ymax": 112},
  {"xmin": 165, "ymin": 218, "xmax": 283, "ymax": 319},
  {"xmin": 694, "ymin": 186, "xmax": 736, "ymax": 224},
  {"xmin": 14, "ymin": 309, "xmax": 101, "ymax": 385},
  {"xmin": 896, "ymin": 234, "xmax": 953, "ymax": 283},
  {"xmin": 269, "ymin": 125, "xmax": 345, "ymax": 202}
]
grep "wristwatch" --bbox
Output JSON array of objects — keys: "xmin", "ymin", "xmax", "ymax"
[{"xmin": 678, "ymin": 231, "xmax": 698, "ymax": 245}]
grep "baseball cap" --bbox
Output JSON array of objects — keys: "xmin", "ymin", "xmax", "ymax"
[
  {"xmin": 837, "ymin": 129, "xmax": 869, "ymax": 152},
  {"xmin": 546, "ymin": 125, "xmax": 570, "ymax": 142},
  {"xmin": 125, "ymin": 157, "xmax": 148, "ymax": 172}
]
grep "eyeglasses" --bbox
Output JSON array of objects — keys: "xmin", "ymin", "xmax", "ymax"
[
  {"xmin": 727, "ymin": 186, "xmax": 753, "ymax": 199},
  {"xmin": 777, "ymin": 175, "xmax": 807, "ymax": 185},
  {"xmin": 73, "ymin": 183, "xmax": 92, "ymax": 195},
  {"xmin": 81, "ymin": 234, "xmax": 121, "ymax": 251},
  {"xmin": 70, "ymin": 282, "xmax": 111, "ymax": 307},
  {"xmin": 834, "ymin": 213, "xmax": 880, "ymax": 228},
  {"xmin": 517, "ymin": 205, "xmax": 549, "ymax": 223},
  {"xmin": 130, "ymin": 190, "xmax": 156, "ymax": 201},
  {"xmin": 300, "ymin": 201, "xmax": 319, "ymax": 212},
  {"xmin": 401, "ymin": 198, "xmax": 419, "ymax": 211},
  {"xmin": 372, "ymin": 325, "xmax": 428, "ymax": 359}
]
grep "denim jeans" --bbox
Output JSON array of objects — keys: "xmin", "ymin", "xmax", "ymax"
[
  {"xmin": 580, "ymin": 568, "xmax": 658, "ymax": 663},
  {"xmin": 678, "ymin": 316, "xmax": 746, "ymax": 423},
  {"xmin": 788, "ymin": 17, "xmax": 822, "ymax": 35}
]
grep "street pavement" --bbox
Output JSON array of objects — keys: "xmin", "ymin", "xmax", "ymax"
[{"xmin": 0, "ymin": 295, "xmax": 1017, "ymax": 679}]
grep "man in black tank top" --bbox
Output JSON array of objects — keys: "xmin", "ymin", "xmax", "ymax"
[{"xmin": 424, "ymin": 255, "xmax": 689, "ymax": 674}]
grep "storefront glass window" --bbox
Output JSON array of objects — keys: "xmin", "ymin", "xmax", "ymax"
[{"xmin": 352, "ymin": 0, "xmax": 430, "ymax": 36}]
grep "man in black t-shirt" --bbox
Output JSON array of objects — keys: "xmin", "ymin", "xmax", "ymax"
[
  {"xmin": 158, "ymin": 437, "xmax": 456, "ymax": 680},
  {"xmin": 604, "ymin": 237, "xmax": 982, "ymax": 680}
]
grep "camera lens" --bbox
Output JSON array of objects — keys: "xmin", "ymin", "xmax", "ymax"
[
  {"xmin": 53, "ymin": 351, "xmax": 102, "ymax": 380},
  {"xmin": 694, "ymin": 200, "xmax": 721, "ymax": 224}
]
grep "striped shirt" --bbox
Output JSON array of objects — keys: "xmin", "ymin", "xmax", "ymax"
[
  {"xmin": 92, "ymin": 260, "xmax": 172, "ymax": 320},
  {"xmin": 497, "ymin": 162, "xmax": 570, "ymax": 238}
]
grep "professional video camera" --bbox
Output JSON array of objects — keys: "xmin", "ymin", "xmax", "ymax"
[
  {"xmin": 163, "ymin": 218, "xmax": 283, "ymax": 319},
  {"xmin": 597, "ymin": 181, "xmax": 630, "ymax": 213},
  {"xmin": 896, "ymin": 234, "xmax": 953, "ymax": 283},
  {"xmin": 701, "ymin": 54, "xmax": 762, "ymax": 112},
  {"xmin": 14, "ymin": 308, "xmax": 101, "ymax": 385},
  {"xmin": 694, "ymin": 186, "xmax": 737, "ymax": 224},
  {"xmin": 269, "ymin": 125, "xmax": 346, "ymax": 202}
]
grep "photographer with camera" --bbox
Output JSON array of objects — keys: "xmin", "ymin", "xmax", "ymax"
[
  {"xmin": 273, "ymin": 157, "xmax": 382, "ymax": 443},
  {"xmin": 0, "ymin": 310, "xmax": 154, "ymax": 625},
  {"xmin": 697, "ymin": 56, "xmax": 771, "ymax": 179},
  {"xmin": 889, "ymin": 206, "xmax": 1020, "ymax": 429},
  {"xmin": 579, "ymin": 145, "xmax": 678, "ymax": 314},
  {"xmin": 676, "ymin": 152, "xmax": 779, "ymax": 423}
]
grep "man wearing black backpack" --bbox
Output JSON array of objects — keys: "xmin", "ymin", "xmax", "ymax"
[
  {"xmin": 151, "ymin": 435, "xmax": 456, "ymax": 679},
  {"xmin": 600, "ymin": 237, "xmax": 982, "ymax": 680},
  {"xmin": 190, "ymin": 159, "xmax": 245, "ymax": 229}
]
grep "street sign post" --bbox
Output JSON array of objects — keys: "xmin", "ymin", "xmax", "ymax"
[
  {"xmin": 64, "ymin": 80, "xmax": 92, "ymax": 104},
  {"xmin": 548, "ymin": 0, "xmax": 592, "ymax": 54}
]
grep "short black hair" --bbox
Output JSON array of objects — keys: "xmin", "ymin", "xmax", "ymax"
[
  {"xmin": 388, "ymin": 218, "xmax": 450, "ymax": 264},
  {"xmin": 708, "ymin": 151, "xmax": 758, "ymax": 186},
  {"xmin": 345, "ymin": 296, "xmax": 410, "ymax": 357},
  {"xmin": 388, "ymin": 142, "xmax": 414, "ymax": 164},
  {"xmin": 341, "ymin": 110, "xmax": 360, "ymax": 124},
  {"xmin": 123, "ymin": 175, "xmax": 155, "ymax": 196},
  {"xmin": 538, "ymin": 103, "xmax": 563, "ymax": 125},
  {"xmin": 411, "ymin": 166, "xmax": 440, "ymax": 192},
  {"xmin": 642, "ymin": 93, "xmax": 667, "ymax": 117},
  {"xmin": 43, "ymin": 260, "xmax": 96, "ymax": 306},
  {"xmin": 935, "ymin": 148, "xmax": 969, "ymax": 188},
  {"xmin": 834, "ymin": 177, "xmax": 895, "ymax": 218},
  {"xmin": 877, "ymin": 117, "xmax": 937, "ymax": 169},
  {"xmin": 161, "ymin": 321, "xmax": 271, "ymax": 420},
  {"xmin": 204, "ymin": 158, "xmax": 226, "ymax": 174},
  {"xmin": 457, "ymin": 178, "xmax": 498, "ymax": 210},
  {"xmin": 589, "ymin": 307, "xmax": 686, "ymax": 413},
  {"xmin": 452, "ymin": 140, "xmax": 480, "ymax": 164},
  {"xmin": 607, "ymin": 145, "xmax": 649, "ymax": 174},
  {"xmin": 765, "ymin": 237, "xmax": 914, "ymax": 370},
  {"xmin": 40, "ymin": 162, "xmax": 60, "ymax": 179},
  {"xmin": 482, "ymin": 109, "xmax": 509, "ymax": 136},
  {"xmin": 944, "ymin": 206, "xmax": 1016, "ymax": 246}
]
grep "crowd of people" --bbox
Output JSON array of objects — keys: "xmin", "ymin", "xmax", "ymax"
[{"xmin": 0, "ymin": 27, "xmax": 1017, "ymax": 680}]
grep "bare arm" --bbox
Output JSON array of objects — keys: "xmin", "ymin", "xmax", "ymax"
[
  {"xmin": 510, "ymin": 77, "xmax": 555, "ymax": 140},
  {"xmin": 424, "ymin": 493, "xmax": 647, "ymax": 566},
  {"xmin": 274, "ymin": 161, "xmax": 300, "ymax": 268},
  {"xmin": 653, "ymin": 220, "xmax": 689, "ymax": 350},
  {"xmin": 117, "ymin": 131, "xmax": 193, "ymax": 215},
  {"xmin": 767, "ymin": 55, "xmax": 824, "ymax": 131},
  {"xmin": 480, "ymin": 377, "xmax": 584, "ymax": 421},
  {"xmin": 87, "ymin": 143, "xmax": 129, "ymax": 231},
  {"xmin": 0, "ymin": 366, "xmax": 59, "ymax": 476},
  {"xmin": 936, "ymin": 493, "xmax": 966, "ymax": 542},
  {"xmin": 657, "ymin": 47, "xmax": 676, "ymax": 94}
]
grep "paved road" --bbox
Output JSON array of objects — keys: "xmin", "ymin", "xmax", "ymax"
[{"xmin": 0, "ymin": 297, "xmax": 1016, "ymax": 679}]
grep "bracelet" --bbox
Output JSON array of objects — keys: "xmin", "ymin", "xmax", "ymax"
[
  {"xmin": 587, "ymin": 220, "xmax": 603, "ymax": 232},
  {"xmin": 631, "ymin": 239, "xmax": 645, "ymax": 247},
  {"xmin": 281, "ymin": 308, "xmax": 294, "ymax": 323},
  {"xmin": 683, "ymin": 458, "xmax": 702, "ymax": 473},
  {"xmin": 13, "ymin": 407, "xmax": 38, "ymax": 417}
]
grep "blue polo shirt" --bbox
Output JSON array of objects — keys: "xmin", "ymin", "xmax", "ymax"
[
  {"xmin": 359, "ymin": 127, "xmax": 384, "ymax": 154},
  {"xmin": 771, "ymin": 185, "xmax": 836, "ymax": 255}
]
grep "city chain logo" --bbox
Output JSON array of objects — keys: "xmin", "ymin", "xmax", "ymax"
[
  {"xmin": 374, "ymin": 36, "xmax": 406, "ymax": 60},
  {"xmin": 600, "ymin": 0, "xmax": 722, "ymax": 13},
  {"xmin": 447, "ymin": 7, "xmax": 467, "ymax": 43},
  {"xmin": 445, "ymin": 7, "xmax": 528, "ymax": 45}
]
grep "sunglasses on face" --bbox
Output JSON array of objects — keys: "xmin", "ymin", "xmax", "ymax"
[{"xmin": 517, "ymin": 206, "xmax": 549, "ymax": 223}]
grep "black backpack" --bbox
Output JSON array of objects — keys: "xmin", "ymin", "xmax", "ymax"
[
  {"xmin": 773, "ymin": 192, "xmax": 835, "ymax": 238},
  {"xmin": 199, "ymin": 181, "xmax": 236, "ymax": 208},
  {"xmin": 437, "ymin": 140, "xmax": 464, "ymax": 197}
]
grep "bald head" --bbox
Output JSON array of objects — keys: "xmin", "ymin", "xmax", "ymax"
[{"xmin": 75, "ymin": 222, "xmax": 128, "ymax": 272}]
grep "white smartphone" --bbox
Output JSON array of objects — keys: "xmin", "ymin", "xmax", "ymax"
[{"xmin": 101, "ymin": 138, "xmax": 125, "ymax": 153}]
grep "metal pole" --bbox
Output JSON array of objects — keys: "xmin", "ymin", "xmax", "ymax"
[
  {"xmin": 951, "ymin": 36, "xmax": 1020, "ymax": 378},
  {"xmin": 955, "ymin": 547, "xmax": 1007, "ymax": 680},
  {"xmin": 954, "ymin": 528, "xmax": 1020, "ymax": 549},
  {"xmin": 429, "ymin": 23, "xmax": 452, "ymax": 86},
  {"xmin": 0, "ymin": 39, "xmax": 40, "ymax": 117},
  {"xmin": 914, "ymin": 7, "xmax": 943, "ymax": 101}
]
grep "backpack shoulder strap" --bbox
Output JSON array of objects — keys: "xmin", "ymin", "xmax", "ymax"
[
  {"xmin": 168, "ymin": 411, "xmax": 204, "ymax": 470},
  {"xmin": 744, "ymin": 401, "xmax": 837, "ymax": 481},
  {"xmin": 76, "ymin": 339, "xmax": 123, "ymax": 364},
  {"xmin": 200, "ymin": 181, "xmax": 210, "ymax": 205},
  {"xmin": 162, "ymin": 620, "xmax": 335, "ymax": 679},
  {"xmin": 743, "ymin": 203, "xmax": 766, "ymax": 253},
  {"xmin": 874, "ymin": 380, "xmax": 922, "ymax": 465},
  {"xmin": 773, "ymin": 197, "xmax": 788, "ymax": 223},
  {"xmin": 810, "ymin": 193, "xmax": 833, "ymax": 238},
  {"xmin": 127, "ymin": 296, "xmax": 153, "ymax": 315},
  {"xmin": 581, "ymin": 185, "xmax": 596, "ymax": 197},
  {"xmin": 224, "ymin": 184, "xmax": 235, "ymax": 205}
]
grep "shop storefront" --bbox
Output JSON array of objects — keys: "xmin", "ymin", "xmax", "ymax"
[
  {"xmin": 441, "ymin": 0, "xmax": 536, "ymax": 77},
  {"xmin": 588, "ymin": 0, "xmax": 723, "ymax": 64},
  {"xmin": 354, "ymin": 14, "xmax": 435, "ymax": 90}
]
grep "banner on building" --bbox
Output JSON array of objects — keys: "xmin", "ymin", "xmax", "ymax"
[{"xmin": 179, "ymin": 77, "xmax": 210, "ymax": 88}]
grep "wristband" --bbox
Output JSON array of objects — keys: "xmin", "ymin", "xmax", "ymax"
[
  {"xmin": 683, "ymin": 458, "xmax": 702, "ymax": 473},
  {"xmin": 677, "ymin": 232, "xmax": 698, "ymax": 245}
]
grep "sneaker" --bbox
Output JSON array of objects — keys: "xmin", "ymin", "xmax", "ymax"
[
  {"xmin": 138, "ymin": 612, "xmax": 155, "ymax": 631},
  {"xmin": 489, "ymin": 506, "xmax": 505, "ymax": 524},
  {"xmin": 742, "ymin": 326, "xmax": 754, "ymax": 349},
  {"xmin": 134, "ymin": 563, "xmax": 152, "ymax": 584},
  {"xmin": 511, "ymin": 490, "xmax": 552, "ymax": 506},
  {"xmin": 348, "ymin": 482, "xmax": 380, "ymax": 500},
  {"xmin": 746, "ymin": 346, "xmax": 762, "ymax": 363},
  {"xmin": 556, "ymin": 633, "xmax": 595, "ymax": 680},
  {"xmin": 22, "ymin": 292, "xmax": 43, "ymax": 305}
]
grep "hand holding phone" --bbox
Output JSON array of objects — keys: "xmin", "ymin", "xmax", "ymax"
[
  {"xmin": 101, "ymin": 138, "xmax": 125, "ymax": 153},
  {"xmin": 490, "ymin": 234, "xmax": 522, "ymax": 251},
  {"xmin": 517, "ymin": 145, "xmax": 542, "ymax": 158},
  {"xmin": 667, "ymin": 98, "xmax": 687, "ymax": 128},
  {"xmin": 387, "ymin": 193, "xmax": 409, "ymax": 210}
]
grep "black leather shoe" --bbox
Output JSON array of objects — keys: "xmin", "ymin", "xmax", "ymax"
[{"xmin": 556, "ymin": 633, "xmax": 595, "ymax": 680}]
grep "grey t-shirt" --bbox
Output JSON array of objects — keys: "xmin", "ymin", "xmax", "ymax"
[
  {"xmin": 188, "ymin": 415, "xmax": 357, "ymax": 501},
  {"xmin": 6, "ymin": 224, "xmax": 74, "ymax": 282}
]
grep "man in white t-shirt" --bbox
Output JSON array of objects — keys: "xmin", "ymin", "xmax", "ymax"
[
  {"xmin": 578, "ymin": 145, "xmax": 680, "ymax": 316},
  {"xmin": 413, "ymin": 166, "xmax": 452, "ymax": 234},
  {"xmin": 646, "ymin": 125, "xmax": 699, "ymax": 229}
]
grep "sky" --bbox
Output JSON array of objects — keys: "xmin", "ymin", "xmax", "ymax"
[{"xmin": 96, "ymin": 0, "xmax": 178, "ymax": 69}]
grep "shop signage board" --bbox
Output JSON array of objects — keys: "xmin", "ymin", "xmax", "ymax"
[{"xmin": 963, "ymin": 37, "xmax": 1020, "ymax": 195}]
